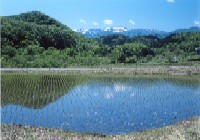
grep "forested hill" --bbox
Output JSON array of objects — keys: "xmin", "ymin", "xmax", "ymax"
[
  {"xmin": 1, "ymin": 11, "xmax": 96, "ymax": 50},
  {"xmin": 4, "ymin": 11, "xmax": 69, "ymax": 28},
  {"xmin": 1, "ymin": 11, "xmax": 200, "ymax": 67}
]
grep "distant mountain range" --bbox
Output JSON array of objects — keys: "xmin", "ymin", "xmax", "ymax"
[{"xmin": 74, "ymin": 26, "xmax": 200, "ymax": 38}]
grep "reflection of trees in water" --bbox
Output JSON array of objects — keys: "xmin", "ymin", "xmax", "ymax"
[{"xmin": 1, "ymin": 75, "xmax": 89, "ymax": 108}]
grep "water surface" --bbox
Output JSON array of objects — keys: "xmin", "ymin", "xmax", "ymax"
[{"xmin": 1, "ymin": 75, "xmax": 200, "ymax": 134}]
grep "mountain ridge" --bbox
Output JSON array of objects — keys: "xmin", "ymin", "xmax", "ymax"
[{"xmin": 74, "ymin": 26, "xmax": 200, "ymax": 38}]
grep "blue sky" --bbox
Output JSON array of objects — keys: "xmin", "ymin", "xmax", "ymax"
[{"xmin": 1, "ymin": 0, "xmax": 200, "ymax": 31}]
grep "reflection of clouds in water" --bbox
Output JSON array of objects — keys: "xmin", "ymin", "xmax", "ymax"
[
  {"xmin": 104, "ymin": 92, "xmax": 114, "ymax": 99},
  {"xmin": 93, "ymin": 92, "xmax": 99, "ymax": 97},
  {"xmin": 114, "ymin": 83, "xmax": 126, "ymax": 92},
  {"xmin": 130, "ymin": 93, "xmax": 135, "ymax": 97},
  {"xmin": 73, "ymin": 82, "xmax": 135, "ymax": 100}
]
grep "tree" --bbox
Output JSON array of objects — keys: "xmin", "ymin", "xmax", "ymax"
[{"xmin": 1, "ymin": 45, "xmax": 17, "ymax": 57}]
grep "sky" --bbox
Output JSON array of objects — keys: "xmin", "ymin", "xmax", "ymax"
[{"xmin": 1, "ymin": 0, "xmax": 200, "ymax": 31}]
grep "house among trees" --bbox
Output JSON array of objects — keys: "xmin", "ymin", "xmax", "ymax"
[{"xmin": 195, "ymin": 47, "xmax": 200, "ymax": 55}]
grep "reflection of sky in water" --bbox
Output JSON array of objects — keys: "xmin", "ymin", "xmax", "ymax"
[{"xmin": 1, "ymin": 79, "xmax": 200, "ymax": 134}]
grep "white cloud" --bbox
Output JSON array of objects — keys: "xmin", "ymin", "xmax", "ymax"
[
  {"xmin": 80, "ymin": 19, "xmax": 86, "ymax": 24},
  {"xmin": 92, "ymin": 21, "xmax": 99, "ymax": 26},
  {"xmin": 167, "ymin": 0, "xmax": 175, "ymax": 3},
  {"xmin": 129, "ymin": 20, "xmax": 135, "ymax": 25},
  {"xmin": 103, "ymin": 19, "xmax": 113, "ymax": 25},
  {"xmin": 194, "ymin": 20, "xmax": 200, "ymax": 26}
]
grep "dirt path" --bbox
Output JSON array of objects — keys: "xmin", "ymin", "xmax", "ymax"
[{"xmin": 1, "ymin": 66, "xmax": 200, "ymax": 75}]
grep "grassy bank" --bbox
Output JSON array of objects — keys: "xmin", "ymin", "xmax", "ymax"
[{"xmin": 1, "ymin": 116, "xmax": 200, "ymax": 140}]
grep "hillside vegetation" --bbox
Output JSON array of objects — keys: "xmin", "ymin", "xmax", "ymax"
[{"xmin": 1, "ymin": 11, "xmax": 200, "ymax": 67}]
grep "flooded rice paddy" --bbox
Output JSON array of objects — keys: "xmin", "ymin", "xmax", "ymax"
[{"xmin": 1, "ymin": 74, "xmax": 200, "ymax": 134}]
